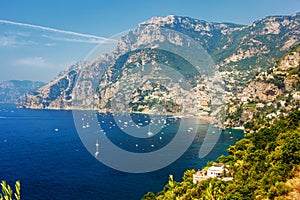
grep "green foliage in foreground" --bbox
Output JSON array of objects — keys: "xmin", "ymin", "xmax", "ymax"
[
  {"xmin": 0, "ymin": 181, "xmax": 20, "ymax": 200},
  {"xmin": 143, "ymin": 110, "xmax": 300, "ymax": 200}
]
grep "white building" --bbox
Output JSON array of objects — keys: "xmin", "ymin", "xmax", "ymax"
[
  {"xmin": 293, "ymin": 91, "xmax": 300, "ymax": 100},
  {"xmin": 193, "ymin": 164, "xmax": 231, "ymax": 184},
  {"xmin": 206, "ymin": 166, "xmax": 224, "ymax": 178}
]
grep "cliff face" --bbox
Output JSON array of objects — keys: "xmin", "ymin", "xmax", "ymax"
[
  {"xmin": 97, "ymin": 48, "xmax": 214, "ymax": 117},
  {"xmin": 23, "ymin": 58, "xmax": 112, "ymax": 109},
  {"xmin": 23, "ymin": 13, "xmax": 300, "ymax": 117},
  {"xmin": 226, "ymin": 44, "xmax": 300, "ymax": 129}
]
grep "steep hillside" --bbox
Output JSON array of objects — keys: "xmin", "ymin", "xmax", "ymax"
[
  {"xmin": 225, "ymin": 44, "xmax": 300, "ymax": 130},
  {"xmin": 23, "ymin": 59, "xmax": 111, "ymax": 109},
  {"xmin": 97, "ymin": 48, "xmax": 209, "ymax": 115},
  {"xmin": 143, "ymin": 109, "xmax": 300, "ymax": 200}
]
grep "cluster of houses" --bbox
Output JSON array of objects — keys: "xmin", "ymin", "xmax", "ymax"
[{"xmin": 193, "ymin": 163, "xmax": 233, "ymax": 184}]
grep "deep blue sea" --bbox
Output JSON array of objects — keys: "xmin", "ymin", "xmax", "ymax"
[{"xmin": 0, "ymin": 103, "xmax": 243, "ymax": 200}]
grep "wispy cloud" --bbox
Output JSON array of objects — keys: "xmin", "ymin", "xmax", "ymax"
[
  {"xmin": 0, "ymin": 19, "xmax": 117, "ymax": 44},
  {"xmin": 42, "ymin": 34, "xmax": 108, "ymax": 44},
  {"xmin": 13, "ymin": 56, "xmax": 50, "ymax": 68},
  {"xmin": 44, "ymin": 43, "xmax": 56, "ymax": 47},
  {"xmin": 0, "ymin": 35, "xmax": 36, "ymax": 47},
  {"xmin": 0, "ymin": 36, "xmax": 17, "ymax": 46}
]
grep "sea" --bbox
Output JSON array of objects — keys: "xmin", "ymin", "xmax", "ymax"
[{"xmin": 0, "ymin": 103, "xmax": 243, "ymax": 200}]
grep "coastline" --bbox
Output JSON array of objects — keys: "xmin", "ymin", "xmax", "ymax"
[{"xmin": 18, "ymin": 104, "xmax": 242, "ymax": 130}]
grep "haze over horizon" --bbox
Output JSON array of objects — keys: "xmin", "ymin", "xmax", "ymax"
[{"xmin": 0, "ymin": 0, "xmax": 299, "ymax": 82}]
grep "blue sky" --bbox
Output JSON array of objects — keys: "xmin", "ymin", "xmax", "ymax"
[{"xmin": 0, "ymin": 0, "xmax": 299, "ymax": 82}]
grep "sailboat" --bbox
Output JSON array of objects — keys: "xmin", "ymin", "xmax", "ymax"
[
  {"xmin": 147, "ymin": 123, "xmax": 153, "ymax": 137},
  {"xmin": 95, "ymin": 140, "xmax": 100, "ymax": 157}
]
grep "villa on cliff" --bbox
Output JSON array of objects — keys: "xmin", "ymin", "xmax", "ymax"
[{"xmin": 193, "ymin": 163, "xmax": 233, "ymax": 184}]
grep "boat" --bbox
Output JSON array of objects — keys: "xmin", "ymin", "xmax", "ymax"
[
  {"xmin": 147, "ymin": 124, "xmax": 153, "ymax": 136},
  {"xmin": 95, "ymin": 140, "xmax": 100, "ymax": 157},
  {"xmin": 147, "ymin": 131, "xmax": 153, "ymax": 136}
]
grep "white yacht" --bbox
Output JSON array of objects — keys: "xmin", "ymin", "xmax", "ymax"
[{"xmin": 95, "ymin": 140, "xmax": 100, "ymax": 157}]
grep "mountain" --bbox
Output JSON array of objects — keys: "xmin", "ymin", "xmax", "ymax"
[
  {"xmin": 23, "ymin": 13, "xmax": 300, "ymax": 120},
  {"xmin": 0, "ymin": 80, "xmax": 45, "ymax": 104}
]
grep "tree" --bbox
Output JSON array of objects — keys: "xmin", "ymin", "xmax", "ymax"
[{"xmin": 182, "ymin": 169, "xmax": 195, "ymax": 183}]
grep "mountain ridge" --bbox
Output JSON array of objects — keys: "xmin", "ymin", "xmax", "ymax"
[{"xmin": 22, "ymin": 13, "xmax": 300, "ymax": 125}]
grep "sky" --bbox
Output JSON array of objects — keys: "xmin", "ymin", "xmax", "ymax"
[{"xmin": 0, "ymin": 0, "xmax": 299, "ymax": 82}]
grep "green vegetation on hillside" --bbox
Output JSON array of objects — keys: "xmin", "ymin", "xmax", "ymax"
[
  {"xmin": 109, "ymin": 48, "xmax": 201, "ymax": 83},
  {"xmin": 225, "ymin": 43, "xmax": 300, "ymax": 129},
  {"xmin": 143, "ymin": 109, "xmax": 300, "ymax": 200}
]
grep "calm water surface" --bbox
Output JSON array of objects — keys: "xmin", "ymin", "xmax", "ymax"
[{"xmin": 0, "ymin": 103, "xmax": 243, "ymax": 200}]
